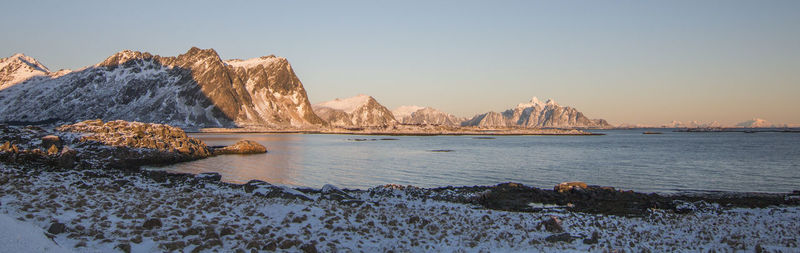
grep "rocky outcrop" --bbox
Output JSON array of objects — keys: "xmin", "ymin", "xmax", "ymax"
[
  {"xmin": 57, "ymin": 119, "xmax": 211, "ymax": 158},
  {"xmin": 0, "ymin": 48, "xmax": 324, "ymax": 129},
  {"xmin": 312, "ymin": 95, "xmax": 397, "ymax": 127},
  {"xmin": 393, "ymin": 106, "xmax": 464, "ymax": 126},
  {"xmin": 211, "ymin": 140, "xmax": 267, "ymax": 155},
  {"xmin": 0, "ymin": 120, "xmax": 270, "ymax": 170},
  {"xmin": 463, "ymin": 97, "xmax": 610, "ymax": 128}
]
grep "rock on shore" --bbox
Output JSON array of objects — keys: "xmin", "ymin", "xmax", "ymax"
[
  {"xmin": 211, "ymin": 140, "xmax": 267, "ymax": 155},
  {"xmin": 1, "ymin": 120, "xmax": 263, "ymax": 170}
]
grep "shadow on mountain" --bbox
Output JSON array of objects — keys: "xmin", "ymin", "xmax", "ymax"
[{"xmin": 0, "ymin": 49, "xmax": 239, "ymax": 129}]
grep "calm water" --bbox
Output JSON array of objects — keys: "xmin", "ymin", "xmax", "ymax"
[{"xmin": 150, "ymin": 130, "xmax": 800, "ymax": 193}]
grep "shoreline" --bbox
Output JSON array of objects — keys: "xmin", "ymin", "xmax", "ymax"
[
  {"xmin": 2, "ymin": 164, "xmax": 799, "ymax": 252},
  {"xmin": 191, "ymin": 127, "xmax": 607, "ymax": 136}
]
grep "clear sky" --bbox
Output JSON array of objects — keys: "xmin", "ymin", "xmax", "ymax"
[{"xmin": 2, "ymin": 0, "xmax": 798, "ymax": 125}]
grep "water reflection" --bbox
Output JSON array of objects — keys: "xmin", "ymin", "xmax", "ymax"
[
  {"xmin": 151, "ymin": 131, "xmax": 800, "ymax": 193},
  {"xmin": 159, "ymin": 134, "xmax": 304, "ymax": 185}
]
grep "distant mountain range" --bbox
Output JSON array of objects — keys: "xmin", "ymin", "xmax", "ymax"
[
  {"xmin": 392, "ymin": 106, "xmax": 464, "ymax": 126},
  {"xmin": 461, "ymin": 97, "xmax": 610, "ymax": 128},
  {"xmin": 9, "ymin": 50, "xmax": 789, "ymax": 130},
  {"xmin": 0, "ymin": 48, "xmax": 323, "ymax": 128}
]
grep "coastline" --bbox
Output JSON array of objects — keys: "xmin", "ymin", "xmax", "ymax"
[{"xmin": 192, "ymin": 126, "xmax": 606, "ymax": 136}]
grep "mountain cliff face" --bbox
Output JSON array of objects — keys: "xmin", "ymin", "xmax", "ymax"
[
  {"xmin": 462, "ymin": 97, "xmax": 610, "ymax": 128},
  {"xmin": 392, "ymin": 106, "xmax": 463, "ymax": 126},
  {"xmin": 0, "ymin": 48, "xmax": 324, "ymax": 128},
  {"xmin": 312, "ymin": 95, "xmax": 397, "ymax": 127}
]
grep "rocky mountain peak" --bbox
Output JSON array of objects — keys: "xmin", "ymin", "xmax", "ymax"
[
  {"xmin": 98, "ymin": 50, "xmax": 155, "ymax": 67},
  {"xmin": 0, "ymin": 48, "xmax": 325, "ymax": 129},
  {"xmin": 313, "ymin": 95, "xmax": 396, "ymax": 127},
  {"xmin": 465, "ymin": 96, "xmax": 608, "ymax": 128},
  {"xmin": 516, "ymin": 96, "xmax": 557, "ymax": 109},
  {"xmin": 1, "ymin": 53, "xmax": 52, "ymax": 90}
]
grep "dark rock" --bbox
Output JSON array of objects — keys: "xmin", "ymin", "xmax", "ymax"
[
  {"xmin": 582, "ymin": 231, "xmax": 600, "ymax": 244},
  {"xmin": 248, "ymin": 182, "xmax": 312, "ymax": 201},
  {"xmin": 115, "ymin": 243, "xmax": 132, "ymax": 253},
  {"xmin": 41, "ymin": 135, "xmax": 62, "ymax": 149},
  {"xmin": 244, "ymin": 180, "xmax": 271, "ymax": 193},
  {"xmin": 320, "ymin": 184, "xmax": 355, "ymax": 201},
  {"xmin": 537, "ymin": 215, "xmax": 563, "ymax": 233},
  {"xmin": 143, "ymin": 218, "xmax": 162, "ymax": 229},
  {"xmin": 300, "ymin": 243, "xmax": 318, "ymax": 253},
  {"xmin": 219, "ymin": 227, "xmax": 235, "ymax": 237},
  {"xmin": 196, "ymin": 172, "xmax": 222, "ymax": 182},
  {"xmin": 545, "ymin": 233, "xmax": 574, "ymax": 243},
  {"xmin": 47, "ymin": 222, "xmax": 67, "ymax": 234}
]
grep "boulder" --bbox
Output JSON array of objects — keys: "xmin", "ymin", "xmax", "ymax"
[
  {"xmin": 320, "ymin": 184, "xmax": 355, "ymax": 201},
  {"xmin": 537, "ymin": 215, "xmax": 564, "ymax": 233},
  {"xmin": 545, "ymin": 233, "xmax": 574, "ymax": 243},
  {"xmin": 41, "ymin": 135, "xmax": 62, "ymax": 149},
  {"xmin": 245, "ymin": 180, "xmax": 311, "ymax": 201},
  {"xmin": 196, "ymin": 172, "xmax": 222, "ymax": 182},
  {"xmin": 213, "ymin": 140, "xmax": 267, "ymax": 155},
  {"xmin": 143, "ymin": 218, "xmax": 162, "ymax": 229},
  {"xmin": 582, "ymin": 231, "xmax": 600, "ymax": 244},
  {"xmin": 554, "ymin": 182, "xmax": 588, "ymax": 193},
  {"xmin": 47, "ymin": 222, "xmax": 67, "ymax": 234}
]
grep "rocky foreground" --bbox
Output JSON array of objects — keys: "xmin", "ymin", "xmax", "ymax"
[{"xmin": 1, "ymin": 120, "xmax": 799, "ymax": 252}]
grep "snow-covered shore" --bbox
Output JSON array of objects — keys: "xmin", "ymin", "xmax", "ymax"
[{"xmin": 1, "ymin": 164, "xmax": 798, "ymax": 252}]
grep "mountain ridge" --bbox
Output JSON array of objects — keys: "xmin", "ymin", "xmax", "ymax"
[{"xmin": 0, "ymin": 47, "xmax": 324, "ymax": 128}]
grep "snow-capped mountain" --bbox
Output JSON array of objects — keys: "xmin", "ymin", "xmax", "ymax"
[
  {"xmin": 735, "ymin": 118, "xmax": 773, "ymax": 128},
  {"xmin": 462, "ymin": 97, "xmax": 610, "ymax": 128},
  {"xmin": 312, "ymin": 94, "xmax": 397, "ymax": 127},
  {"xmin": 392, "ymin": 105, "xmax": 425, "ymax": 120},
  {"xmin": 0, "ymin": 53, "xmax": 60, "ymax": 90},
  {"xmin": 662, "ymin": 120, "xmax": 722, "ymax": 128},
  {"xmin": 0, "ymin": 47, "xmax": 324, "ymax": 128},
  {"xmin": 392, "ymin": 106, "xmax": 463, "ymax": 126}
]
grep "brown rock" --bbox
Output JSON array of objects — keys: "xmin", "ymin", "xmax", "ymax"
[
  {"xmin": 214, "ymin": 140, "xmax": 267, "ymax": 155},
  {"xmin": 555, "ymin": 182, "xmax": 588, "ymax": 193},
  {"xmin": 47, "ymin": 144, "xmax": 59, "ymax": 156}
]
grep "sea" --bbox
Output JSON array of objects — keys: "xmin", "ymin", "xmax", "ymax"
[{"xmin": 149, "ymin": 129, "xmax": 800, "ymax": 193}]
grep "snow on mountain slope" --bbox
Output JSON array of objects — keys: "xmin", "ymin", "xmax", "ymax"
[
  {"xmin": 736, "ymin": 118, "xmax": 773, "ymax": 128},
  {"xmin": 392, "ymin": 105, "xmax": 425, "ymax": 120},
  {"xmin": 0, "ymin": 53, "xmax": 53, "ymax": 90},
  {"xmin": 315, "ymin": 94, "xmax": 373, "ymax": 114},
  {"xmin": 313, "ymin": 95, "xmax": 397, "ymax": 127},
  {"xmin": 0, "ymin": 48, "xmax": 324, "ymax": 128},
  {"xmin": 393, "ymin": 106, "xmax": 463, "ymax": 126},
  {"xmin": 463, "ymin": 96, "xmax": 610, "ymax": 128}
]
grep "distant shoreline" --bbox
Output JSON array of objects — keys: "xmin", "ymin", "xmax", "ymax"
[{"xmin": 190, "ymin": 127, "xmax": 607, "ymax": 136}]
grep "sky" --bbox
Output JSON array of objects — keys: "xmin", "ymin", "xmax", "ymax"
[{"xmin": 1, "ymin": 0, "xmax": 798, "ymax": 125}]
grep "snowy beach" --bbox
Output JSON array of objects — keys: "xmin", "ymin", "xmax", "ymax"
[{"xmin": 2, "ymin": 164, "xmax": 799, "ymax": 252}]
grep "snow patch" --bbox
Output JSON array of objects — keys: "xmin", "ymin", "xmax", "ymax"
[
  {"xmin": 314, "ymin": 94, "xmax": 372, "ymax": 114},
  {"xmin": 392, "ymin": 105, "xmax": 425, "ymax": 119}
]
